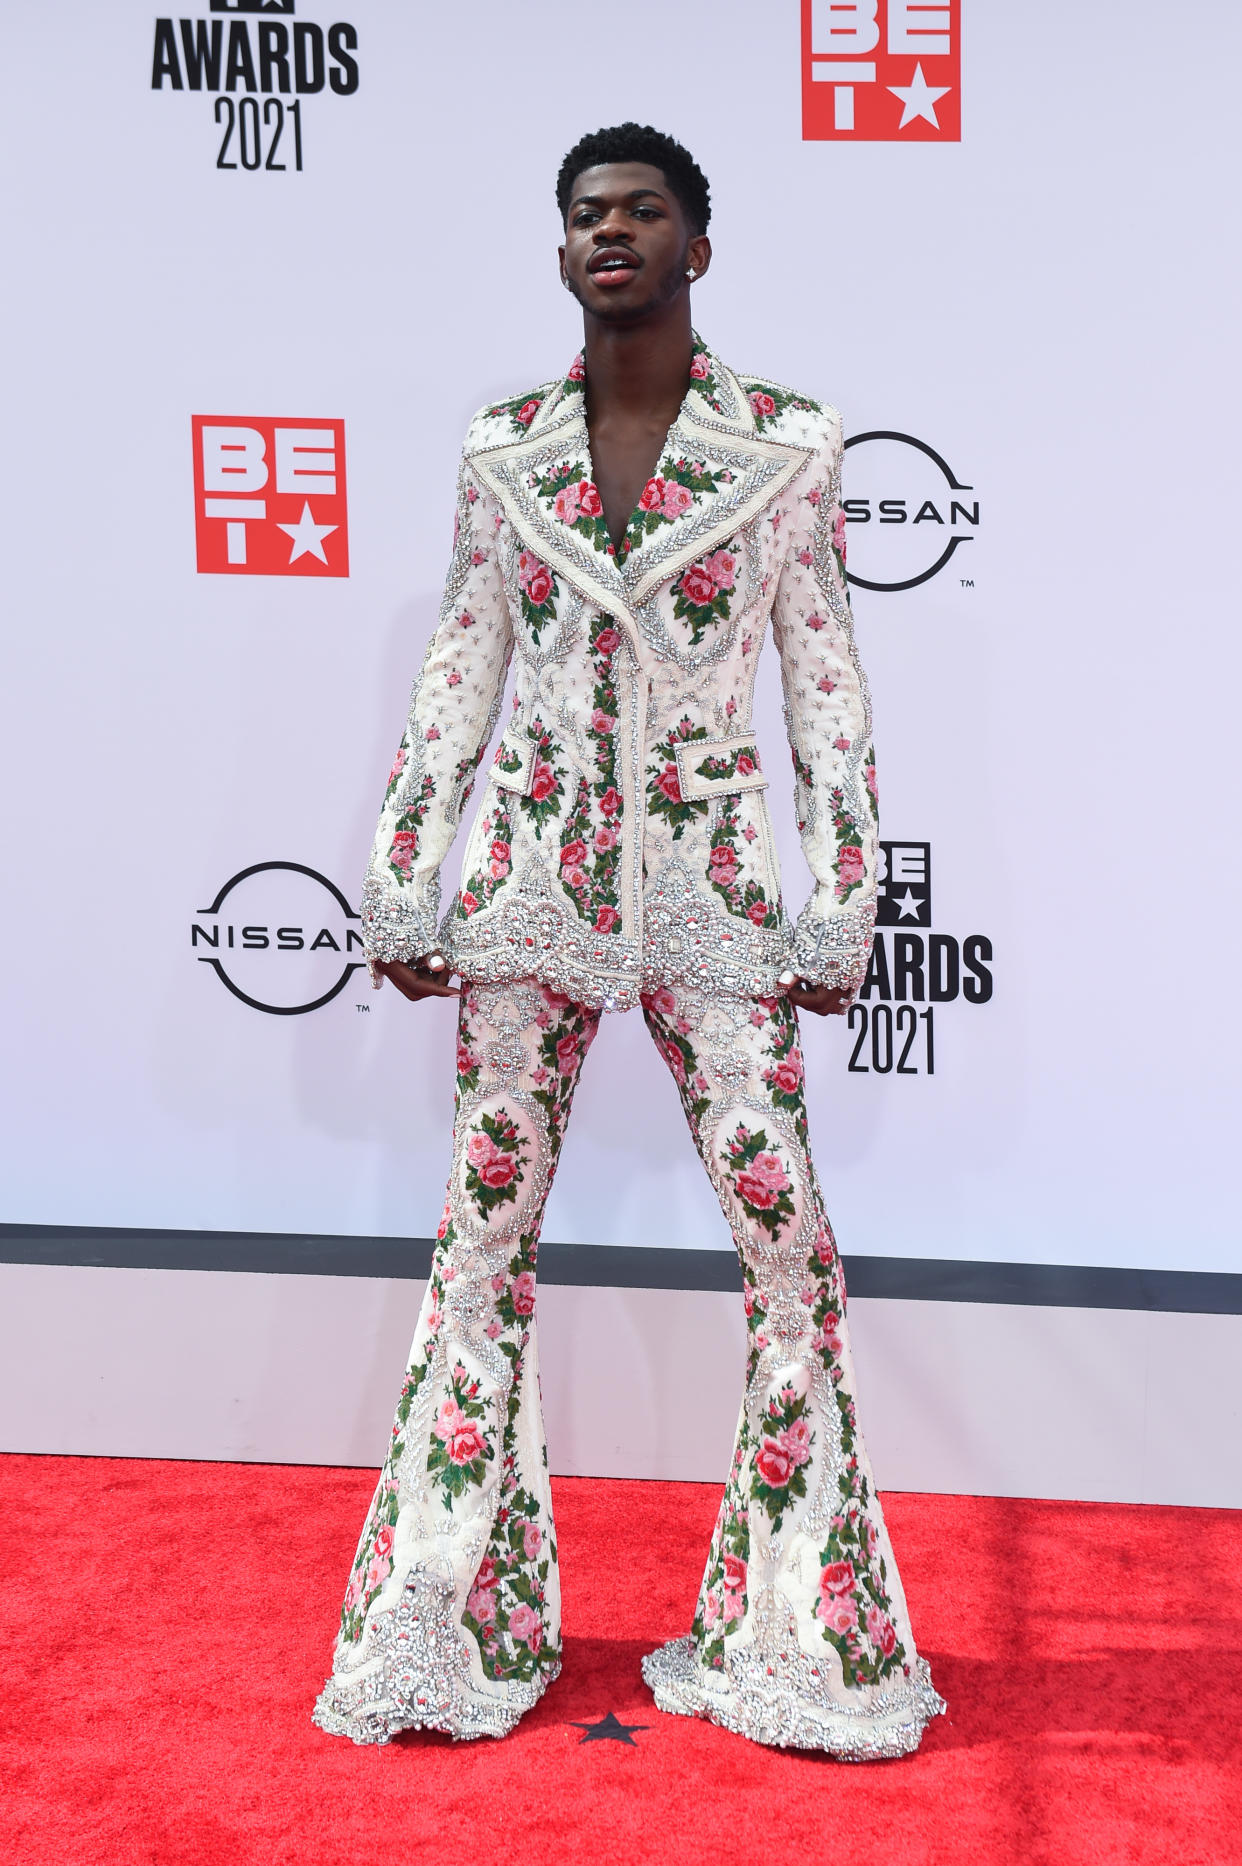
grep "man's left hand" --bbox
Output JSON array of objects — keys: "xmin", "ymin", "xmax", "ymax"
[{"xmin": 782, "ymin": 975, "xmax": 853, "ymax": 1017}]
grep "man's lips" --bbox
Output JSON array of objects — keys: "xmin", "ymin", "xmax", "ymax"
[{"xmin": 587, "ymin": 248, "xmax": 641, "ymax": 287}]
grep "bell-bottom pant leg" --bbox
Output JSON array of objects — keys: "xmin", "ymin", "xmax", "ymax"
[
  {"xmin": 314, "ymin": 979, "xmax": 599, "ymax": 1745},
  {"xmin": 637, "ymin": 984, "xmax": 946, "ymax": 1758}
]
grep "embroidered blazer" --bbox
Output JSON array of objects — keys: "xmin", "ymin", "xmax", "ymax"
[{"xmin": 361, "ymin": 337, "xmax": 879, "ymax": 1013}]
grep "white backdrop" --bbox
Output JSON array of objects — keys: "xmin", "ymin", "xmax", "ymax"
[{"xmin": 3, "ymin": 0, "xmax": 1240, "ymax": 1279}]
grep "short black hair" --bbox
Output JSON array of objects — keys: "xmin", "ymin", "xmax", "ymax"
[{"xmin": 556, "ymin": 123, "xmax": 711, "ymax": 235}]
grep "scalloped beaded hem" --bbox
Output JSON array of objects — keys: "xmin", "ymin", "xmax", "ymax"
[
  {"xmin": 641, "ymin": 1636, "xmax": 945, "ymax": 1760},
  {"xmin": 311, "ymin": 1659, "xmax": 559, "ymax": 1747}
]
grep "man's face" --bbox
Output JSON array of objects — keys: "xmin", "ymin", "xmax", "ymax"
[{"xmin": 559, "ymin": 161, "xmax": 708, "ymax": 323}]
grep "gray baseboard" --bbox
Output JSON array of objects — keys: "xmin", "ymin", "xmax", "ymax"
[{"xmin": 1, "ymin": 1223, "xmax": 1238, "ymax": 1314}]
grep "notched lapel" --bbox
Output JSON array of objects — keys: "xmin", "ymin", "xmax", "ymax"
[
  {"xmin": 465, "ymin": 345, "xmax": 812, "ymax": 649},
  {"xmin": 467, "ymin": 407, "xmax": 638, "ymax": 637}
]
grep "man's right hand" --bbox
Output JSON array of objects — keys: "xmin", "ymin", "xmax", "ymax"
[{"xmin": 377, "ymin": 952, "xmax": 460, "ymax": 1001}]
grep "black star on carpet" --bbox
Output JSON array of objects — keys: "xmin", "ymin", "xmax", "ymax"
[{"xmin": 570, "ymin": 1710, "xmax": 649, "ymax": 1745}]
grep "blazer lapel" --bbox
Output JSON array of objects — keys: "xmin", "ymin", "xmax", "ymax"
[
  {"xmin": 618, "ymin": 353, "xmax": 811, "ymax": 607},
  {"xmin": 465, "ymin": 339, "xmax": 813, "ymax": 638}
]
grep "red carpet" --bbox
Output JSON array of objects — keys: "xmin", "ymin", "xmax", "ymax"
[{"xmin": 2, "ymin": 1456, "xmax": 1240, "ymax": 1866}]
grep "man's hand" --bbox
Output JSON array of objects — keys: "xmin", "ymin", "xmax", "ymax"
[
  {"xmin": 780, "ymin": 971, "xmax": 853, "ymax": 1017},
  {"xmin": 377, "ymin": 951, "xmax": 460, "ymax": 1001}
]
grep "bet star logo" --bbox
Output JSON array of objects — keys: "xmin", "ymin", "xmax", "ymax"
[
  {"xmin": 192, "ymin": 415, "xmax": 349, "ymax": 576},
  {"xmin": 801, "ymin": 0, "xmax": 961, "ymax": 142},
  {"xmin": 876, "ymin": 840, "xmax": 932, "ymax": 927}
]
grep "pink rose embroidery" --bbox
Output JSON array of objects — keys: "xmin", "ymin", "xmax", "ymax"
[
  {"xmin": 837, "ymin": 844, "xmax": 865, "ymax": 887},
  {"xmin": 638, "ymin": 475, "xmax": 666, "ymax": 512},
  {"xmin": 553, "ymin": 484, "xmax": 581, "ymax": 525},
  {"xmin": 530, "ymin": 761, "xmax": 556, "ymax": 802},
  {"xmin": 866, "ymin": 1604, "xmax": 898, "ymax": 1656},
  {"xmin": 832, "ymin": 507, "xmax": 847, "ymax": 558},
  {"xmin": 507, "ymin": 1603, "xmax": 542, "ymax": 1648},
  {"xmin": 655, "ymin": 763, "xmax": 683, "ymax": 804},
  {"xmin": 515, "ymin": 399, "xmax": 540, "ymax": 427},
  {"xmin": 433, "ymin": 1400, "xmax": 487, "ymax": 1466},
  {"xmin": 595, "ymin": 626, "xmax": 621, "ymax": 657},
  {"xmin": 780, "ymin": 1418, "xmax": 812, "ymax": 1465},
  {"xmin": 466, "ymin": 1584, "xmax": 496, "ymax": 1623},
  {"xmin": 821, "ymin": 1559, "xmax": 855, "ymax": 1595},
  {"xmin": 755, "ymin": 1440, "xmax": 792, "ymax": 1490},
  {"xmin": 511, "ymin": 1269, "xmax": 537, "ymax": 1316},
  {"xmin": 689, "ymin": 352, "xmax": 710, "ymax": 380},
  {"xmin": 577, "ymin": 480, "xmax": 603, "ymax": 518},
  {"xmin": 818, "ymin": 1594, "xmax": 859, "ymax": 1634},
  {"xmin": 523, "ymin": 1522, "xmax": 542, "ymax": 1560},
  {"xmin": 705, "ymin": 548, "xmax": 736, "ymax": 590},
  {"xmin": 593, "ymin": 825, "xmax": 617, "ymax": 852},
  {"xmin": 567, "ymin": 353, "xmax": 586, "ymax": 382},
  {"xmin": 599, "ymin": 785, "xmax": 620, "ymax": 816},
  {"xmin": 555, "ymin": 1033, "xmax": 580, "ymax": 1076},
  {"xmin": 594, "ymin": 904, "xmax": 620, "ymax": 932},
  {"xmin": 661, "ymin": 481, "xmax": 693, "ymax": 519},
  {"xmin": 387, "ymin": 747, "xmax": 406, "ymax": 786},
  {"xmin": 680, "ymin": 562, "xmax": 716, "ymax": 606},
  {"xmin": 559, "ymin": 839, "xmax": 588, "ymax": 870},
  {"xmin": 749, "ymin": 391, "xmax": 776, "ymax": 420},
  {"xmin": 527, "ymin": 564, "xmax": 553, "ymax": 606}
]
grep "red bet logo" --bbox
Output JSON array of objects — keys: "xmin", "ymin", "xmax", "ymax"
[
  {"xmin": 192, "ymin": 416, "xmax": 349, "ymax": 576},
  {"xmin": 801, "ymin": 1, "xmax": 961, "ymax": 141}
]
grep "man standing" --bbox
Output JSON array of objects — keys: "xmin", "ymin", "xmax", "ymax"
[{"xmin": 314, "ymin": 124, "xmax": 943, "ymax": 1759}]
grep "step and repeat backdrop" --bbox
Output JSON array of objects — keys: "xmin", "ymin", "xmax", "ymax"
[{"xmin": 3, "ymin": 1, "xmax": 1239, "ymax": 1281}]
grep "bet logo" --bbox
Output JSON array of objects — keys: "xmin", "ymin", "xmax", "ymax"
[
  {"xmin": 192, "ymin": 416, "xmax": 348, "ymax": 575},
  {"xmin": 801, "ymin": 0, "xmax": 961, "ymax": 142}
]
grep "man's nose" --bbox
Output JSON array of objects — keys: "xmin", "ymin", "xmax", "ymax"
[{"xmin": 593, "ymin": 215, "xmax": 632, "ymax": 244}]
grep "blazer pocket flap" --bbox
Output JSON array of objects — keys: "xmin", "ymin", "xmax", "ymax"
[
  {"xmin": 490, "ymin": 730, "xmax": 536, "ymax": 794},
  {"xmin": 675, "ymin": 735, "xmax": 768, "ymax": 800}
]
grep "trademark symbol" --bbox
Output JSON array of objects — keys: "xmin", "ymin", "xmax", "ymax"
[
  {"xmin": 356, "ymin": 1002, "xmax": 370, "ymax": 1012},
  {"xmin": 959, "ymin": 577, "xmax": 974, "ymax": 588}
]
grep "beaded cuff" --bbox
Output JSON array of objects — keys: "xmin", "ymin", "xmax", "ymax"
[
  {"xmin": 792, "ymin": 897, "xmax": 876, "ymax": 999},
  {"xmin": 359, "ymin": 872, "xmax": 442, "ymax": 986}
]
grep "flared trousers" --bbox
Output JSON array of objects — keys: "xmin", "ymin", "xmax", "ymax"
[{"xmin": 313, "ymin": 978, "xmax": 944, "ymax": 1757}]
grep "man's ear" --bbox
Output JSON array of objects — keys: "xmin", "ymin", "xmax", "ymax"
[{"xmin": 687, "ymin": 234, "xmax": 712, "ymax": 281}]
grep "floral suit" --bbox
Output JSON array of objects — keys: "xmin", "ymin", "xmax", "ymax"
[
  {"xmin": 360, "ymin": 337, "xmax": 878, "ymax": 1008},
  {"xmin": 313, "ymin": 342, "xmax": 944, "ymax": 1758}
]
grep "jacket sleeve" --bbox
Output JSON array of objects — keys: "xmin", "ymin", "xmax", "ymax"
[
  {"xmin": 769, "ymin": 411, "xmax": 878, "ymax": 1000},
  {"xmin": 359, "ymin": 442, "xmax": 514, "ymax": 982}
]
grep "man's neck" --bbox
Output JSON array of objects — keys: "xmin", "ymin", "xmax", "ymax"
[{"xmin": 582, "ymin": 297, "xmax": 694, "ymax": 430}]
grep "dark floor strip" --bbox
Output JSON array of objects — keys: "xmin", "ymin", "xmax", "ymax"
[{"xmin": 1, "ymin": 1224, "xmax": 1238, "ymax": 1314}]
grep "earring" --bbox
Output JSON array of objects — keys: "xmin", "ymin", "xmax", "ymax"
[{"xmin": 686, "ymin": 268, "xmax": 696, "ymax": 280}]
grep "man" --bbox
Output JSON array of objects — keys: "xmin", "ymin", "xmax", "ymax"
[{"xmin": 314, "ymin": 123, "xmax": 943, "ymax": 1759}]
